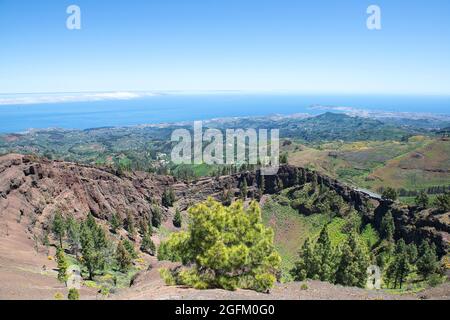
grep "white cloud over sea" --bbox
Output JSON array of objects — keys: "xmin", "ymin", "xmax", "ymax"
[{"xmin": 0, "ymin": 91, "xmax": 156, "ymax": 106}]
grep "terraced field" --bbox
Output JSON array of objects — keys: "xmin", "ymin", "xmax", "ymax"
[{"xmin": 286, "ymin": 137, "xmax": 449, "ymax": 195}]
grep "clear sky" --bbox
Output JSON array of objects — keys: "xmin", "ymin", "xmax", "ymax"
[{"xmin": 0, "ymin": 0, "xmax": 449, "ymax": 95}]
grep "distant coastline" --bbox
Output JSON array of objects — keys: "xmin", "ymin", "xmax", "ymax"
[{"xmin": 0, "ymin": 93, "xmax": 449, "ymax": 133}]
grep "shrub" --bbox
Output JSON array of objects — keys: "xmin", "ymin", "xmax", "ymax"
[
  {"xmin": 382, "ymin": 188, "xmax": 398, "ymax": 201},
  {"xmin": 427, "ymin": 274, "xmax": 443, "ymax": 288},
  {"xmin": 159, "ymin": 268, "xmax": 176, "ymax": 286},
  {"xmin": 434, "ymin": 191, "xmax": 450, "ymax": 212},
  {"xmin": 54, "ymin": 292, "xmax": 64, "ymax": 300},
  {"xmin": 300, "ymin": 283, "xmax": 308, "ymax": 290},
  {"xmin": 68, "ymin": 288, "xmax": 80, "ymax": 300}
]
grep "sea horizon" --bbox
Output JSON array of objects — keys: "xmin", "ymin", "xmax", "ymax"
[{"xmin": 0, "ymin": 92, "xmax": 449, "ymax": 134}]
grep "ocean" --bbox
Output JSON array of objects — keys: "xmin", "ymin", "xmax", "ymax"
[{"xmin": 0, "ymin": 94, "xmax": 449, "ymax": 133}]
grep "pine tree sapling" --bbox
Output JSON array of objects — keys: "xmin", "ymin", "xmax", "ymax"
[
  {"xmin": 141, "ymin": 231, "xmax": 156, "ymax": 256},
  {"xmin": 116, "ymin": 241, "xmax": 132, "ymax": 272},
  {"xmin": 240, "ymin": 179, "xmax": 248, "ymax": 200},
  {"xmin": 110, "ymin": 212, "xmax": 122, "ymax": 233},
  {"xmin": 173, "ymin": 208, "xmax": 182, "ymax": 228},
  {"xmin": 123, "ymin": 239, "xmax": 138, "ymax": 259},
  {"xmin": 56, "ymin": 247, "xmax": 69, "ymax": 284},
  {"xmin": 151, "ymin": 206, "xmax": 162, "ymax": 228},
  {"xmin": 380, "ymin": 211, "xmax": 395, "ymax": 241}
]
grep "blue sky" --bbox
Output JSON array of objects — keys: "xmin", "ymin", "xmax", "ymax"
[{"xmin": 0, "ymin": 0, "xmax": 449, "ymax": 95}]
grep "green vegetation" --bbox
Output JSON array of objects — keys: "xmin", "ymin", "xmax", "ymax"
[
  {"xmin": 382, "ymin": 187, "xmax": 398, "ymax": 201},
  {"xmin": 56, "ymin": 247, "xmax": 69, "ymax": 284},
  {"xmin": 415, "ymin": 191, "xmax": 429, "ymax": 208},
  {"xmin": 110, "ymin": 212, "xmax": 122, "ymax": 233},
  {"xmin": 3, "ymin": 112, "xmax": 447, "ymax": 295},
  {"xmin": 151, "ymin": 206, "xmax": 162, "ymax": 228},
  {"xmin": 52, "ymin": 212, "xmax": 66, "ymax": 248},
  {"xmin": 123, "ymin": 239, "xmax": 138, "ymax": 259},
  {"xmin": 162, "ymin": 187, "xmax": 176, "ymax": 207},
  {"xmin": 140, "ymin": 230, "xmax": 156, "ymax": 255},
  {"xmin": 116, "ymin": 240, "xmax": 132, "ymax": 272},
  {"xmin": 158, "ymin": 198, "xmax": 281, "ymax": 292},
  {"xmin": 126, "ymin": 211, "xmax": 136, "ymax": 239},
  {"xmin": 48, "ymin": 211, "xmax": 142, "ymax": 291},
  {"xmin": 335, "ymin": 233, "xmax": 370, "ymax": 287},
  {"xmin": 261, "ymin": 179, "xmax": 445, "ymax": 292},
  {"xmin": 173, "ymin": 208, "xmax": 182, "ymax": 228},
  {"xmin": 292, "ymin": 227, "xmax": 370, "ymax": 288},
  {"xmin": 385, "ymin": 240, "xmax": 410, "ymax": 289},
  {"xmin": 68, "ymin": 288, "xmax": 80, "ymax": 300},
  {"xmin": 380, "ymin": 211, "xmax": 395, "ymax": 241},
  {"xmin": 434, "ymin": 191, "xmax": 450, "ymax": 212},
  {"xmin": 417, "ymin": 241, "xmax": 439, "ymax": 279}
]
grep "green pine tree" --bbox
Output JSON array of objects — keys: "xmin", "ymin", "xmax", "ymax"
[
  {"xmin": 240, "ymin": 178, "xmax": 248, "ymax": 200},
  {"xmin": 65, "ymin": 216, "xmax": 81, "ymax": 257},
  {"xmin": 380, "ymin": 210, "xmax": 395, "ymax": 241},
  {"xmin": 52, "ymin": 212, "xmax": 66, "ymax": 248},
  {"xmin": 141, "ymin": 231, "xmax": 156, "ymax": 256},
  {"xmin": 385, "ymin": 239, "xmax": 410, "ymax": 289},
  {"xmin": 417, "ymin": 240, "xmax": 439, "ymax": 279},
  {"xmin": 173, "ymin": 208, "xmax": 182, "ymax": 228},
  {"xmin": 123, "ymin": 239, "xmax": 138, "ymax": 259},
  {"xmin": 56, "ymin": 247, "xmax": 69, "ymax": 284},
  {"xmin": 80, "ymin": 221, "xmax": 105, "ymax": 280},
  {"xmin": 291, "ymin": 238, "xmax": 318, "ymax": 281},
  {"xmin": 126, "ymin": 211, "xmax": 136, "ymax": 238},
  {"xmin": 158, "ymin": 198, "xmax": 281, "ymax": 292},
  {"xmin": 434, "ymin": 191, "xmax": 450, "ymax": 212},
  {"xmin": 110, "ymin": 212, "xmax": 122, "ymax": 233},
  {"xmin": 415, "ymin": 191, "xmax": 429, "ymax": 208},
  {"xmin": 116, "ymin": 240, "xmax": 132, "ymax": 272},
  {"xmin": 314, "ymin": 226, "xmax": 337, "ymax": 282},
  {"xmin": 335, "ymin": 233, "xmax": 370, "ymax": 288},
  {"xmin": 258, "ymin": 174, "xmax": 265, "ymax": 196},
  {"xmin": 162, "ymin": 187, "xmax": 176, "ymax": 207},
  {"xmin": 382, "ymin": 187, "xmax": 398, "ymax": 201},
  {"xmin": 406, "ymin": 242, "xmax": 418, "ymax": 264},
  {"xmin": 151, "ymin": 206, "xmax": 162, "ymax": 228}
]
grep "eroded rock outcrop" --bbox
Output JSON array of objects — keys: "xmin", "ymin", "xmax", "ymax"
[{"xmin": 0, "ymin": 154, "xmax": 448, "ymax": 256}]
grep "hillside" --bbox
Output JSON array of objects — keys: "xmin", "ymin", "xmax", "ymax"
[
  {"xmin": 0, "ymin": 154, "xmax": 448, "ymax": 299},
  {"xmin": 368, "ymin": 139, "xmax": 450, "ymax": 190}
]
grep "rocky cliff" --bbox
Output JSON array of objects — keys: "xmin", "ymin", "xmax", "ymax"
[{"xmin": 0, "ymin": 154, "xmax": 448, "ymax": 256}]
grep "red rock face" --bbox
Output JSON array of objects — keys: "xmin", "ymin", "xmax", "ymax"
[{"xmin": 0, "ymin": 153, "xmax": 448, "ymax": 256}]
